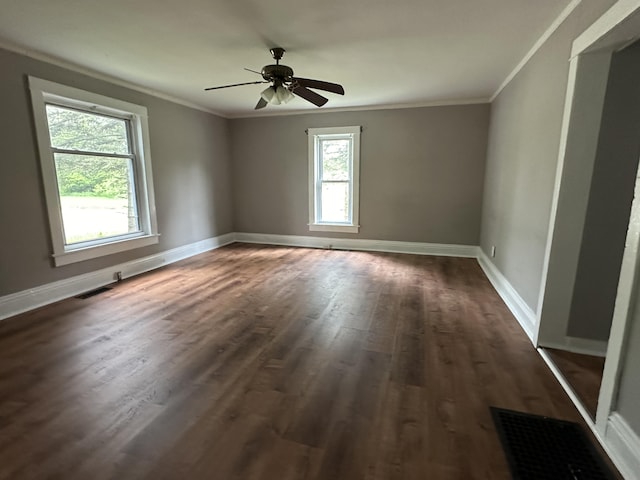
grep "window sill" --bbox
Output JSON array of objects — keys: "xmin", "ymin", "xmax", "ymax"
[
  {"xmin": 309, "ymin": 223, "xmax": 360, "ymax": 234},
  {"xmin": 52, "ymin": 234, "xmax": 160, "ymax": 266}
]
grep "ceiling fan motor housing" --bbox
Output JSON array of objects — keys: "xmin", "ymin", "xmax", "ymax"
[{"xmin": 261, "ymin": 64, "xmax": 294, "ymax": 82}]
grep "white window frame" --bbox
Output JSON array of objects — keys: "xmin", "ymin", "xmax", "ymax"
[
  {"xmin": 29, "ymin": 76, "xmax": 159, "ymax": 266},
  {"xmin": 308, "ymin": 126, "xmax": 361, "ymax": 233}
]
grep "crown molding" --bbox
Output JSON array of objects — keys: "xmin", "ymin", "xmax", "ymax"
[
  {"xmin": 0, "ymin": 38, "xmax": 227, "ymax": 118},
  {"xmin": 227, "ymin": 97, "xmax": 490, "ymax": 119}
]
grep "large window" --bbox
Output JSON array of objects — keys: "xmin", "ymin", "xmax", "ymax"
[
  {"xmin": 29, "ymin": 77, "xmax": 159, "ymax": 266},
  {"xmin": 308, "ymin": 126, "xmax": 361, "ymax": 233}
]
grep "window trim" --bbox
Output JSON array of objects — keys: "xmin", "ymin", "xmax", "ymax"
[
  {"xmin": 308, "ymin": 126, "xmax": 361, "ymax": 233},
  {"xmin": 29, "ymin": 76, "xmax": 159, "ymax": 266}
]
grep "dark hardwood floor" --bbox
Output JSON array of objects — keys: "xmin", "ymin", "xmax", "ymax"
[
  {"xmin": 545, "ymin": 348, "xmax": 606, "ymax": 420},
  {"xmin": 0, "ymin": 243, "xmax": 607, "ymax": 479}
]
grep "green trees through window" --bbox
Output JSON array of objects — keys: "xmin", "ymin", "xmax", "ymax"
[{"xmin": 46, "ymin": 105, "xmax": 131, "ymax": 200}]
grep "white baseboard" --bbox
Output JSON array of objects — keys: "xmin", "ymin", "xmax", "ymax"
[
  {"xmin": 0, "ymin": 233, "xmax": 498, "ymax": 323},
  {"xmin": 0, "ymin": 234, "xmax": 535, "ymax": 344},
  {"xmin": 476, "ymin": 250, "xmax": 537, "ymax": 343},
  {"xmin": 540, "ymin": 336, "xmax": 608, "ymax": 357},
  {"xmin": 234, "ymin": 232, "xmax": 479, "ymax": 258},
  {"xmin": 0, "ymin": 232, "xmax": 235, "ymax": 321},
  {"xmin": 0, "ymin": 233, "xmax": 528, "ymax": 342},
  {"xmin": 605, "ymin": 413, "xmax": 640, "ymax": 480}
]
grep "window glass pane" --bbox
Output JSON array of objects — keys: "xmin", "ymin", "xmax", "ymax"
[
  {"xmin": 46, "ymin": 105, "xmax": 130, "ymax": 155},
  {"xmin": 54, "ymin": 153, "xmax": 139, "ymax": 244},
  {"xmin": 321, "ymin": 181, "xmax": 349, "ymax": 223},
  {"xmin": 320, "ymin": 138, "xmax": 350, "ymax": 181}
]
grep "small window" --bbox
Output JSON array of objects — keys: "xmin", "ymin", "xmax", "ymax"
[
  {"xmin": 308, "ymin": 126, "xmax": 361, "ymax": 233},
  {"xmin": 29, "ymin": 77, "xmax": 159, "ymax": 266}
]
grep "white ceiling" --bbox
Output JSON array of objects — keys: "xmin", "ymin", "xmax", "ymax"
[{"xmin": 0, "ymin": 0, "xmax": 572, "ymax": 117}]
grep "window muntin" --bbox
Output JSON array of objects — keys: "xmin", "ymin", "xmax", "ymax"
[
  {"xmin": 29, "ymin": 77, "xmax": 159, "ymax": 266},
  {"xmin": 308, "ymin": 126, "xmax": 360, "ymax": 233}
]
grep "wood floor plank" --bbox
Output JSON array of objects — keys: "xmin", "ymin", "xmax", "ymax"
[
  {"xmin": 545, "ymin": 348, "xmax": 605, "ymax": 419},
  {"xmin": 0, "ymin": 243, "xmax": 619, "ymax": 479}
]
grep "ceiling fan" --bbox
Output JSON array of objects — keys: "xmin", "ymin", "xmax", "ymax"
[{"xmin": 204, "ymin": 48, "xmax": 345, "ymax": 110}]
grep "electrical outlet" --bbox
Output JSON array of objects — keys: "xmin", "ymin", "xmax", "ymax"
[{"xmin": 491, "ymin": 246, "xmax": 496, "ymax": 258}]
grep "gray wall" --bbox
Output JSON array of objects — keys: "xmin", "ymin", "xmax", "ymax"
[
  {"xmin": 479, "ymin": 0, "xmax": 616, "ymax": 310},
  {"xmin": 230, "ymin": 105, "xmax": 490, "ymax": 244},
  {"xmin": 607, "ymin": 41, "xmax": 640, "ymax": 444},
  {"xmin": 0, "ymin": 47, "xmax": 234, "ymax": 296},
  {"xmin": 616, "ymin": 284, "xmax": 640, "ymax": 434},
  {"xmin": 567, "ymin": 42, "xmax": 640, "ymax": 341}
]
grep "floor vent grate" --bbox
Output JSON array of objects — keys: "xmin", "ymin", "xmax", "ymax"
[
  {"xmin": 490, "ymin": 407, "xmax": 615, "ymax": 479},
  {"xmin": 75, "ymin": 286, "xmax": 112, "ymax": 299}
]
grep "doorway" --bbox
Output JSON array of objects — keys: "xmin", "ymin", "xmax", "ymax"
[
  {"xmin": 543, "ymin": 37, "xmax": 640, "ymax": 420},
  {"xmin": 535, "ymin": 2, "xmax": 640, "ymax": 476}
]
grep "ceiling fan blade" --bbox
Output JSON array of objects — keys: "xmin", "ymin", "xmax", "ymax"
[
  {"xmin": 292, "ymin": 77, "xmax": 344, "ymax": 95},
  {"xmin": 204, "ymin": 81, "xmax": 267, "ymax": 91},
  {"xmin": 255, "ymin": 97, "xmax": 268, "ymax": 110},
  {"xmin": 291, "ymin": 85, "xmax": 328, "ymax": 107},
  {"xmin": 244, "ymin": 68, "xmax": 263, "ymax": 76}
]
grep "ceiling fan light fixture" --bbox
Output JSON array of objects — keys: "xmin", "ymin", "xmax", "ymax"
[
  {"xmin": 261, "ymin": 85, "xmax": 294, "ymax": 105},
  {"xmin": 277, "ymin": 85, "xmax": 295, "ymax": 104}
]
